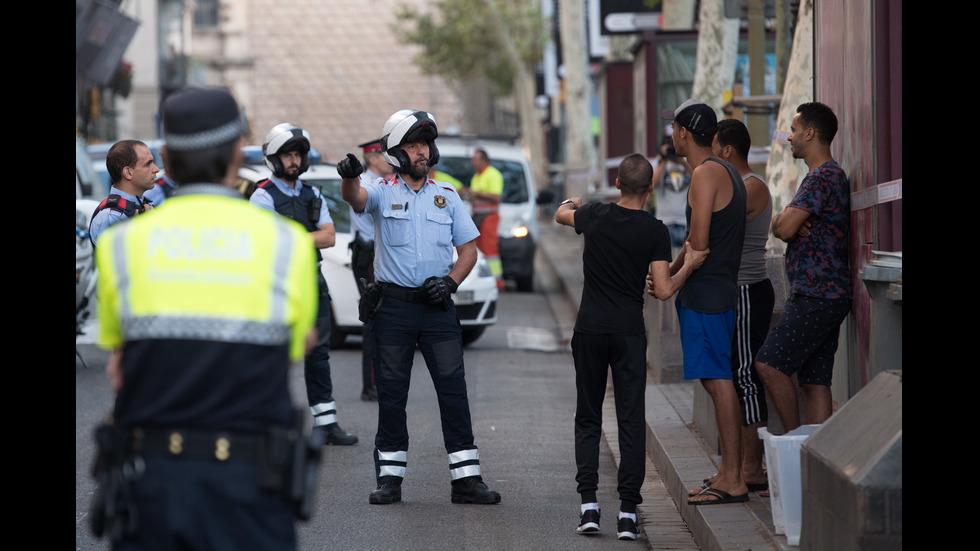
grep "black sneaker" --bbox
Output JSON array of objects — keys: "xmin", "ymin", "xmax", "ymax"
[
  {"xmin": 617, "ymin": 516, "xmax": 639, "ymax": 540},
  {"xmin": 450, "ymin": 477, "xmax": 501, "ymax": 504},
  {"xmin": 577, "ymin": 509, "xmax": 600, "ymax": 534},
  {"xmin": 369, "ymin": 483, "xmax": 402, "ymax": 504},
  {"xmin": 323, "ymin": 423, "xmax": 358, "ymax": 446}
]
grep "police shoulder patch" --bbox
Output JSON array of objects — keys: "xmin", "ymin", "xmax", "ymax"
[{"xmin": 434, "ymin": 195, "xmax": 447, "ymax": 208}]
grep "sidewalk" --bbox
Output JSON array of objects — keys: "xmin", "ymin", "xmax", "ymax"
[{"xmin": 536, "ymin": 218, "xmax": 791, "ymax": 551}]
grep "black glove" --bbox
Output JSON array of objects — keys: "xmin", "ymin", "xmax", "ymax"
[
  {"xmin": 337, "ymin": 153, "xmax": 363, "ymax": 179},
  {"xmin": 421, "ymin": 276, "xmax": 458, "ymax": 305}
]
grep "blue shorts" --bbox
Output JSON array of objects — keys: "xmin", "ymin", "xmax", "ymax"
[
  {"xmin": 756, "ymin": 294, "xmax": 851, "ymax": 386},
  {"xmin": 675, "ymin": 302, "xmax": 737, "ymax": 380}
]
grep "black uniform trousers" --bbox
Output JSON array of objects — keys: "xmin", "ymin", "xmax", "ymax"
[
  {"xmin": 368, "ymin": 296, "xmax": 478, "ymax": 484},
  {"xmin": 351, "ymin": 235, "xmax": 375, "ymax": 391},
  {"xmin": 114, "ymin": 456, "xmax": 295, "ymax": 551},
  {"xmin": 305, "ymin": 279, "xmax": 335, "ymax": 423}
]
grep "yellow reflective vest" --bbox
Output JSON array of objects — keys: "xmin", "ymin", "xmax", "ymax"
[{"xmin": 96, "ymin": 186, "xmax": 317, "ymax": 363}]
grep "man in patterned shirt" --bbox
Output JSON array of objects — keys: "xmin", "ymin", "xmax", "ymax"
[{"xmin": 756, "ymin": 102, "xmax": 851, "ymax": 431}]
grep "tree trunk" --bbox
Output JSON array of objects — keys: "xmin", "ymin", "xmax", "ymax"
[
  {"xmin": 690, "ymin": 0, "xmax": 739, "ymax": 112},
  {"xmin": 765, "ymin": 0, "xmax": 813, "ymax": 252},
  {"xmin": 559, "ymin": 0, "xmax": 597, "ymax": 199},
  {"xmin": 484, "ymin": 0, "xmax": 548, "ymax": 191}
]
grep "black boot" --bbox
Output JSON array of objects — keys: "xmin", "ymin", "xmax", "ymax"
[
  {"xmin": 369, "ymin": 483, "xmax": 402, "ymax": 504},
  {"xmin": 450, "ymin": 476, "xmax": 501, "ymax": 504},
  {"xmin": 320, "ymin": 423, "xmax": 358, "ymax": 445}
]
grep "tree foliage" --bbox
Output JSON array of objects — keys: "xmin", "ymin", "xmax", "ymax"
[{"xmin": 395, "ymin": 0, "xmax": 545, "ymax": 97}]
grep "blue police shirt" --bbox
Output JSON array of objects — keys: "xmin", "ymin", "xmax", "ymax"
[
  {"xmin": 89, "ymin": 186, "xmax": 145, "ymax": 246},
  {"xmin": 142, "ymin": 175, "xmax": 178, "ymax": 207},
  {"xmin": 363, "ymin": 175, "xmax": 479, "ymax": 288},
  {"xmin": 249, "ymin": 175, "xmax": 334, "ymax": 228}
]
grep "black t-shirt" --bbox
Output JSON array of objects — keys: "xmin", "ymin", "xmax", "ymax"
[{"xmin": 573, "ymin": 202, "xmax": 672, "ymax": 335}]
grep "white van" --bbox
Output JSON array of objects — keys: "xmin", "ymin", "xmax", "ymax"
[{"xmin": 434, "ymin": 136, "xmax": 540, "ymax": 292}]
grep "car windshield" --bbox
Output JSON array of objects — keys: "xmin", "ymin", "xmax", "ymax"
[{"xmin": 437, "ymin": 158, "xmax": 529, "ymax": 204}]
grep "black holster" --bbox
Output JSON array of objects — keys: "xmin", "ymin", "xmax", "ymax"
[
  {"xmin": 258, "ymin": 409, "xmax": 324, "ymax": 521},
  {"xmin": 349, "ymin": 233, "xmax": 375, "ymax": 283},
  {"xmin": 90, "ymin": 420, "xmax": 142, "ymax": 542},
  {"xmin": 358, "ymin": 279, "xmax": 383, "ymax": 323}
]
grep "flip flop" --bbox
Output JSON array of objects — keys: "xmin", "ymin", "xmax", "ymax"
[
  {"xmin": 747, "ymin": 482, "xmax": 769, "ymax": 492},
  {"xmin": 687, "ymin": 487, "xmax": 749, "ymax": 506}
]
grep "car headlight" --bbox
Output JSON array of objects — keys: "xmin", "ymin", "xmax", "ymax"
[{"xmin": 477, "ymin": 257, "xmax": 492, "ymax": 278}]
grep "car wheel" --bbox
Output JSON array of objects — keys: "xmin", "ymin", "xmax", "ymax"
[{"xmin": 461, "ymin": 326, "xmax": 486, "ymax": 346}]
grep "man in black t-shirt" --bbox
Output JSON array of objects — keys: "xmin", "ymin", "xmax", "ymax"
[{"xmin": 555, "ymin": 153, "xmax": 706, "ymax": 540}]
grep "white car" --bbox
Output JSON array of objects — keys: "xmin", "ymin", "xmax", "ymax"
[
  {"xmin": 242, "ymin": 163, "xmax": 499, "ymax": 347},
  {"xmin": 433, "ymin": 136, "xmax": 542, "ymax": 292}
]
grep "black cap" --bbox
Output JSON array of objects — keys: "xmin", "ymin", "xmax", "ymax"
[
  {"xmin": 162, "ymin": 87, "xmax": 245, "ymax": 151},
  {"xmin": 661, "ymin": 99, "xmax": 718, "ymax": 138}
]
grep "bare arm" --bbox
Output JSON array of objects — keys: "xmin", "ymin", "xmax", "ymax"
[
  {"xmin": 106, "ymin": 349, "xmax": 123, "ymax": 392},
  {"xmin": 771, "ymin": 206, "xmax": 811, "ymax": 242},
  {"xmin": 648, "ymin": 242, "xmax": 709, "ymax": 300},
  {"xmin": 685, "ymin": 166, "xmax": 716, "ymax": 252},
  {"xmin": 310, "ymin": 222, "xmax": 336, "ymax": 249},
  {"xmin": 449, "ymin": 240, "xmax": 478, "ymax": 286},
  {"xmin": 554, "ymin": 197, "xmax": 581, "ymax": 227}
]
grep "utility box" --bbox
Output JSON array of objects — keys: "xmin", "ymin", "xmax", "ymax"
[{"xmin": 800, "ymin": 371, "xmax": 902, "ymax": 551}]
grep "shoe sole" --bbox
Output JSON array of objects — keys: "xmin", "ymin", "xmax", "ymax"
[
  {"xmin": 617, "ymin": 532, "xmax": 638, "ymax": 540},
  {"xmin": 326, "ymin": 438, "xmax": 359, "ymax": 446},
  {"xmin": 577, "ymin": 524, "xmax": 599, "ymax": 535},
  {"xmin": 369, "ymin": 494, "xmax": 401, "ymax": 504},
  {"xmin": 451, "ymin": 494, "xmax": 501, "ymax": 504}
]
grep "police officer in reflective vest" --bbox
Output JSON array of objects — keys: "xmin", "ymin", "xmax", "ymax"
[
  {"xmin": 339, "ymin": 109, "xmax": 501, "ymax": 505},
  {"xmin": 250, "ymin": 123, "xmax": 358, "ymax": 446},
  {"xmin": 89, "ymin": 139, "xmax": 160, "ymax": 247},
  {"xmin": 92, "ymin": 86, "xmax": 319, "ymax": 550}
]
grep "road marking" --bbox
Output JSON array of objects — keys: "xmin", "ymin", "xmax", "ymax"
[{"xmin": 505, "ymin": 326, "xmax": 561, "ymax": 352}]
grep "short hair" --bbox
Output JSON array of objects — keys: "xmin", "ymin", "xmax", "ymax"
[
  {"xmin": 164, "ymin": 142, "xmax": 238, "ymax": 186},
  {"xmin": 680, "ymin": 124, "xmax": 715, "ymax": 148},
  {"xmin": 474, "ymin": 148, "xmax": 489, "ymax": 162},
  {"xmin": 715, "ymin": 119, "xmax": 751, "ymax": 160},
  {"xmin": 106, "ymin": 140, "xmax": 146, "ymax": 185},
  {"xmin": 617, "ymin": 153, "xmax": 654, "ymax": 196},
  {"xmin": 796, "ymin": 102, "xmax": 838, "ymax": 144}
]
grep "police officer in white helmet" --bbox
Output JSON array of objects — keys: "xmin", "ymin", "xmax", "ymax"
[
  {"xmin": 338, "ymin": 109, "xmax": 501, "ymax": 506},
  {"xmin": 251, "ymin": 123, "xmax": 358, "ymax": 446}
]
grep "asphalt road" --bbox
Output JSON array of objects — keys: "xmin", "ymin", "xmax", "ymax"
[{"xmin": 75, "ymin": 288, "xmax": 662, "ymax": 550}]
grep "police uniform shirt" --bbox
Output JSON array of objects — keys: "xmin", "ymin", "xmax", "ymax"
[
  {"xmin": 142, "ymin": 175, "xmax": 178, "ymax": 207},
  {"xmin": 349, "ymin": 169, "xmax": 383, "ymax": 243},
  {"xmin": 96, "ymin": 185, "xmax": 318, "ymax": 431},
  {"xmin": 249, "ymin": 175, "xmax": 334, "ymax": 229},
  {"xmin": 363, "ymin": 175, "xmax": 479, "ymax": 288},
  {"xmin": 90, "ymin": 186, "xmax": 145, "ymax": 246}
]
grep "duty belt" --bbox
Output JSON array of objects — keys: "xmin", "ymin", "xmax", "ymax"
[
  {"xmin": 381, "ymin": 283, "xmax": 426, "ymax": 303},
  {"xmin": 130, "ymin": 427, "xmax": 268, "ymax": 463}
]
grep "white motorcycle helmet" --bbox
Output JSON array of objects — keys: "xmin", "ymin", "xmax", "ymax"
[
  {"xmin": 263, "ymin": 123, "xmax": 311, "ymax": 178},
  {"xmin": 379, "ymin": 110, "xmax": 440, "ymax": 171}
]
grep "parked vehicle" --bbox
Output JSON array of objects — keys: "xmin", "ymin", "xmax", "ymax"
[
  {"xmin": 433, "ymin": 136, "xmax": 541, "ymax": 292},
  {"xmin": 241, "ymin": 162, "xmax": 498, "ymax": 346}
]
